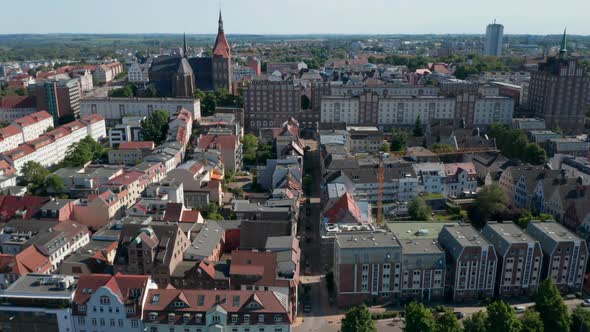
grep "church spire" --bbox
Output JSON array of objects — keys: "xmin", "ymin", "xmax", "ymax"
[
  {"xmin": 183, "ymin": 32, "xmax": 188, "ymax": 57},
  {"xmin": 218, "ymin": 10, "xmax": 224, "ymax": 32},
  {"xmin": 559, "ymin": 27, "xmax": 567, "ymax": 59}
]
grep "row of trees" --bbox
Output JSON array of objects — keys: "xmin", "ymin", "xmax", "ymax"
[
  {"xmin": 488, "ymin": 123, "xmax": 547, "ymax": 165},
  {"xmin": 342, "ymin": 279, "xmax": 585, "ymax": 332}
]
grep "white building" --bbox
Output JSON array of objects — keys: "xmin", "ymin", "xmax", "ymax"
[
  {"xmin": 0, "ymin": 274, "xmax": 77, "ymax": 332},
  {"xmin": 413, "ymin": 162, "xmax": 447, "ymax": 194},
  {"xmin": 473, "ymin": 97, "xmax": 514, "ymax": 125},
  {"xmin": 76, "ymin": 69, "xmax": 94, "ymax": 92},
  {"xmin": 73, "ymin": 274, "xmax": 157, "ymax": 332},
  {"xmin": 80, "ymin": 97, "xmax": 201, "ymax": 126},
  {"xmin": 13, "ymin": 111, "xmax": 54, "ymax": 142},
  {"xmin": 2, "ymin": 114, "xmax": 107, "ymax": 174},
  {"xmin": 128, "ymin": 62, "xmax": 149, "ymax": 83},
  {"xmin": 444, "ymin": 162, "xmax": 478, "ymax": 197},
  {"xmin": 378, "ymin": 96, "xmax": 456, "ymax": 125}
]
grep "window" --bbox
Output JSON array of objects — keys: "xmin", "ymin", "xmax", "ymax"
[
  {"xmin": 233, "ymin": 295, "xmax": 240, "ymax": 307},
  {"xmin": 100, "ymin": 318, "xmax": 105, "ymax": 326},
  {"xmin": 118, "ymin": 319, "xmax": 123, "ymax": 327},
  {"xmin": 78, "ymin": 305, "xmax": 86, "ymax": 313},
  {"xmin": 77, "ymin": 317, "xmax": 85, "ymax": 325},
  {"xmin": 232, "ymin": 314, "xmax": 238, "ymax": 324},
  {"xmin": 197, "ymin": 295, "xmax": 205, "ymax": 306},
  {"xmin": 131, "ymin": 320, "xmax": 138, "ymax": 328},
  {"xmin": 212, "ymin": 316, "xmax": 220, "ymax": 323},
  {"xmin": 259, "ymin": 314, "xmax": 265, "ymax": 323},
  {"xmin": 274, "ymin": 315, "xmax": 282, "ymax": 322},
  {"xmin": 100, "ymin": 296, "xmax": 110, "ymax": 305},
  {"xmin": 150, "ymin": 312, "xmax": 158, "ymax": 321},
  {"xmin": 110, "ymin": 319, "xmax": 115, "ymax": 327},
  {"xmin": 127, "ymin": 306, "xmax": 135, "ymax": 314},
  {"xmin": 244, "ymin": 314, "xmax": 250, "ymax": 323},
  {"xmin": 91, "ymin": 318, "xmax": 96, "ymax": 326}
]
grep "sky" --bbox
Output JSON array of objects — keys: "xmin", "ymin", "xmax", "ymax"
[{"xmin": 1, "ymin": 0, "xmax": 589, "ymax": 35}]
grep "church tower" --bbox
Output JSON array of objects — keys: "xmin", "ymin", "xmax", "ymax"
[
  {"xmin": 212, "ymin": 10, "xmax": 232, "ymax": 93},
  {"xmin": 174, "ymin": 33, "xmax": 196, "ymax": 97}
]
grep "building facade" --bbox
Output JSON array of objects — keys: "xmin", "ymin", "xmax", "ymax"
[
  {"xmin": 243, "ymin": 80, "xmax": 302, "ymax": 131},
  {"xmin": 484, "ymin": 21, "xmax": 504, "ymax": 56}
]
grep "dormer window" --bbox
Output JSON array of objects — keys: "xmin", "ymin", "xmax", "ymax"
[
  {"xmin": 183, "ymin": 313, "xmax": 191, "ymax": 323},
  {"xmin": 78, "ymin": 305, "xmax": 86, "ymax": 313},
  {"xmin": 173, "ymin": 300, "xmax": 186, "ymax": 308},
  {"xmin": 149, "ymin": 312, "xmax": 158, "ymax": 321},
  {"xmin": 168, "ymin": 313, "xmax": 176, "ymax": 323}
]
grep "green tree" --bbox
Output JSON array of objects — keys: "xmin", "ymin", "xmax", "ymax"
[
  {"xmin": 469, "ymin": 184, "xmax": 508, "ymax": 227},
  {"xmin": 43, "ymin": 174, "xmax": 66, "ymax": 195},
  {"xmin": 413, "ymin": 115, "xmax": 424, "ymax": 137},
  {"xmin": 463, "ymin": 310, "xmax": 487, "ymax": 332},
  {"xmin": 242, "ymin": 133, "xmax": 259, "ymax": 165},
  {"xmin": 524, "ymin": 143, "xmax": 547, "ymax": 165},
  {"xmin": 486, "ymin": 301, "xmax": 522, "ymax": 332},
  {"xmin": 341, "ymin": 304, "xmax": 376, "ymax": 332},
  {"xmin": 430, "ymin": 143, "xmax": 454, "ymax": 153},
  {"xmin": 520, "ymin": 309, "xmax": 544, "ymax": 332},
  {"xmin": 62, "ymin": 136, "xmax": 105, "ymax": 167},
  {"xmin": 108, "ymin": 83, "xmax": 136, "ymax": 97},
  {"xmin": 435, "ymin": 309, "xmax": 462, "ymax": 332},
  {"xmin": 381, "ymin": 142, "xmax": 391, "ymax": 152},
  {"xmin": 20, "ymin": 161, "xmax": 50, "ymax": 193},
  {"xmin": 391, "ymin": 130, "xmax": 407, "ymax": 151},
  {"xmin": 534, "ymin": 279, "xmax": 571, "ymax": 332},
  {"xmin": 408, "ymin": 197, "xmax": 432, "ymax": 221},
  {"xmin": 404, "ymin": 302, "xmax": 436, "ymax": 332},
  {"xmin": 571, "ymin": 307, "xmax": 590, "ymax": 332},
  {"xmin": 140, "ymin": 109, "xmax": 169, "ymax": 145}
]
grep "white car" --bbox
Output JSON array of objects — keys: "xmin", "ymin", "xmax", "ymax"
[
  {"xmin": 514, "ymin": 306, "xmax": 526, "ymax": 314},
  {"xmin": 582, "ymin": 299, "xmax": 590, "ymax": 307}
]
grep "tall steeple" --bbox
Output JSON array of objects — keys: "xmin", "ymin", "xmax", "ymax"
[
  {"xmin": 218, "ymin": 10, "xmax": 224, "ymax": 33},
  {"xmin": 183, "ymin": 32, "xmax": 188, "ymax": 57},
  {"xmin": 559, "ymin": 27, "xmax": 567, "ymax": 59}
]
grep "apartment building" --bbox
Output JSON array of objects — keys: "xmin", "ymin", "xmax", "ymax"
[
  {"xmin": 1, "ymin": 114, "xmax": 106, "ymax": 174},
  {"xmin": 72, "ymin": 273, "xmax": 157, "ymax": 332},
  {"xmin": 413, "ymin": 163, "xmax": 446, "ymax": 194},
  {"xmin": 526, "ymin": 221, "xmax": 588, "ymax": 293},
  {"xmin": 243, "ymin": 80, "xmax": 302, "ymax": 130},
  {"xmin": 481, "ymin": 221, "xmax": 543, "ymax": 297},
  {"xmin": 499, "ymin": 166, "xmax": 561, "ymax": 209},
  {"xmin": 80, "ymin": 97, "xmax": 201, "ymax": 127},
  {"xmin": 31, "ymin": 78, "xmax": 82, "ymax": 123},
  {"xmin": 93, "ymin": 61, "xmax": 124, "ymax": 84},
  {"xmin": 108, "ymin": 141, "xmax": 155, "ymax": 165},
  {"xmin": 320, "ymin": 90, "xmax": 513, "ymax": 128},
  {"xmin": 128, "ymin": 62, "xmax": 149, "ymax": 83},
  {"xmin": 0, "ymin": 96, "xmax": 38, "ymax": 122},
  {"xmin": 398, "ymin": 239, "xmax": 446, "ymax": 302},
  {"xmin": 444, "ymin": 162, "xmax": 478, "ymax": 197},
  {"xmin": 347, "ymin": 126, "xmax": 384, "ymax": 153},
  {"xmin": 197, "ymin": 134, "xmax": 242, "ymax": 172},
  {"xmin": 438, "ymin": 225, "xmax": 498, "ymax": 302},
  {"xmin": 0, "ymin": 110, "xmax": 53, "ymax": 154},
  {"xmin": 115, "ymin": 224, "xmax": 190, "ymax": 287},
  {"xmin": 142, "ymin": 289, "xmax": 292, "ymax": 332},
  {"xmin": 333, "ymin": 232, "xmax": 402, "ymax": 306}
]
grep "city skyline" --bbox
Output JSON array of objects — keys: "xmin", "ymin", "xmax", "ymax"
[{"xmin": 1, "ymin": 0, "xmax": 589, "ymax": 35}]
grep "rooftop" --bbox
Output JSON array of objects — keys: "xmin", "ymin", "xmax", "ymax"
[
  {"xmin": 335, "ymin": 232, "xmax": 400, "ymax": 249},
  {"xmin": 386, "ymin": 221, "xmax": 460, "ymax": 240},
  {"xmin": 1, "ymin": 274, "xmax": 77, "ymax": 299}
]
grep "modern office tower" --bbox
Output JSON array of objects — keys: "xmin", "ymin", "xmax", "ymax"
[{"xmin": 484, "ymin": 20, "xmax": 504, "ymax": 56}]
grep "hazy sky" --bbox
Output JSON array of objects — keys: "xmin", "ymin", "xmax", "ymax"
[{"xmin": 1, "ymin": 0, "xmax": 588, "ymax": 35}]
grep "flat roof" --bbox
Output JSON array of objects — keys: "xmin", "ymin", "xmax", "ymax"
[
  {"xmin": 386, "ymin": 221, "xmax": 460, "ymax": 240},
  {"xmin": 2, "ymin": 274, "xmax": 77, "ymax": 299},
  {"xmin": 399, "ymin": 238, "xmax": 445, "ymax": 255},
  {"xmin": 335, "ymin": 232, "xmax": 400, "ymax": 249}
]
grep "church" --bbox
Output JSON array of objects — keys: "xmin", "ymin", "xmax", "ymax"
[{"xmin": 149, "ymin": 11, "xmax": 232, "ymax": 97}]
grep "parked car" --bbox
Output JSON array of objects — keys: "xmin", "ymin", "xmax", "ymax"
[
  {"xmin": 582, "ymin": 299, "xmax": 590, "ymax": 307},
  {"xmin": 514, "ymin": 306, "xmax": 526, "ymax": 314}
]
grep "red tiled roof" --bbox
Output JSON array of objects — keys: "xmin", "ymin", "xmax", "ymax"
[
  {"xmin": 27, "ymin": 135, "xmax": 54, "ymax": 149},
  {"xmin": 213, "ymin": 31, "xmax": 231, "ymax": 58},
  {"xmin": 444, "ymin": 162, "xmax": 477, "ymax": 176},
  {"xmin": 198, "ymin": 135, "xmax": 238, "ymax": 151},
  {"xmin": 118, "ymin": 141, "xmax": 155, "ymax": 150},
  {"xmin": 0, "ymin": 195, "xmax": 50, "ymax": 221},
  {"xmin": 106, "ymin": 171, "xmax": 144, "ymax": 186},
  {"xmin": 74, "ymin": 273, "xmax": 151, "ymax": 310},
  {"xmin": 230, "ymin": 250, "xmax": 288, "ymax": 288},
  {"xmin": 323, "ymin": 192, "xmax": 362, "ymax": 224},
  {"xmin": 45, "ymin": 127, "xmax": 70, "ymax": 140},
  {"xmin": 29, "ymin": 111, "xmax": 52, "ymax": 122},
  {"xmin": 143, "ymin": 289, "xmax": 289, "ymax": 316},
  {"xmin": 12, "ymin": 246, "xmax": 52, "ymax": 275},
  {"xmin": 180, "ymin": 210, "xmax": 202, "ymax": 223},
  {"xmin": 0, "ymin": 96, "xmax": 36, "ymax": 109},
  {"xmin": 81, "ymin": 114, "xmax": 105, "ymax": 124},
  {"xmin": 0, "ymin": 125, "xmax": 22, "ymax": 138}
]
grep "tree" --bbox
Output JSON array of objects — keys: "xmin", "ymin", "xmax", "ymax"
[
  {"xmin": 140, "ymin": 109, "xmax": 169, "ymax": 145},
  {"xmin": 43, "ymin": 174, "xmax": 66, "ymax": 195},
  {"xmin": 381, "ymin": 142, "xmax": 391, "ymax": 152},
  {"xmin": 20, "ymin": 161, "xmax": 50, "ymax": 193},
  {"xmin": 486, "ymin": 301, "xmax": 522, "ymax": 332},
  {"xmin": 534, "ymin": 279, "xmax": 571, "ymax": 332},
  {"xmin": 520, "ymin": 309, "xmax": 544, "ymax": 332},
  {"xmin": 62, "ymin": 136, "xmax": 105, "ymax": 167},
  {"xmin": 242, "ymin": 134, "xmax": 259, "ymax": 165},
  {"xmin": 430, "ymin": 143, "xmax": 454, "ymax": 153},
  {"xmin": 108, "ymin": 83, "xmax": 136, "ymax": 97},
  {"xmin": 463, "ymin": 310, "xmax": 487, "ymax": 332},
  {"xmin": 408, "ymin": 197, "xmax": 432, "ymax": 221},
  {"xmin": 391, "ymin": 130, "xmax": 407, "ymax": 152},
  {"xmin": 404, "ymin": 302, "xmax": 436, "ymax": 332},
  {"xmin": 413, "ymin": 115, "xmax": 424, "ymax": 137},
  {"xmin": 524, "ymin": 143, "xmax": 547, "ymax": 165},
  {"xmin": 571, "ymin": 307, "xmax": 590, "ymax": 332},
  {"xmin": 469, "ymin": 184, "xmax": 508, "ymax": 228},
  {"xmin": 435, "ymin": 309, "xmax": 462, "ymax": 332},
  {"xmin": 341, "ymin": 304, "xmax": 376, "ymax": 332}
]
